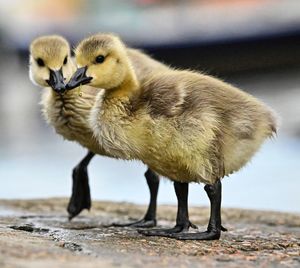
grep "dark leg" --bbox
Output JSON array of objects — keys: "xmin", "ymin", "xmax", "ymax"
[
  {"xmin": 138, "ymin": 181, "xmax": 197, "ymax": 236},
  {"xmin": 170, "ymin": 180, "xmax": 223, "ymax": 240},
  {"xmin": 110, "ymin": 168, "xmax": 159, "ymax": 228},
  {"xmin": 67, "ymin": 151, "xmax": 94, "ymax": 220}
]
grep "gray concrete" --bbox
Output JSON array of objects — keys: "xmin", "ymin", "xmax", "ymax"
[{"xmin": 1, "ymin": 199, "xmax": 300, "ymax": 268}]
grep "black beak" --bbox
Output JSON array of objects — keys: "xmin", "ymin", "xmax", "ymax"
[
  {"xmin": 66, "ymin": 66, "xmax": 93, "ymax": 90},
  {"xmin": 46, "ymin": 68, "xmax": 66, "ymax": 94}
]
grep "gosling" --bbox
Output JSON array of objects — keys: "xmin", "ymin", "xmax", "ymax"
[
  {"xmin": 67, "ymin": 33, "xmax": 278, "ymax": 240},
  {"xmin": 29, "ymin": 35, "xmax": 169, "ymax": 227}
]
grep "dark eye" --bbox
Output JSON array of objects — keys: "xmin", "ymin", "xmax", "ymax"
[
  {"xmin": 36, "ymin": 58, "xmax": 45, "ymax": 67},
  {"xmin": 95, "ymin": 55, "xmax": 105, "ymax": 64},
  {"xmin": 63, "ymin": 56, "xmax": 68, "ymax": 65}
]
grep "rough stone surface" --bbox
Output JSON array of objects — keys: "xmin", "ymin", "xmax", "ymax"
[{"xmin": 0, "ymin": 198, "xmax": 299, "ymax": 267}]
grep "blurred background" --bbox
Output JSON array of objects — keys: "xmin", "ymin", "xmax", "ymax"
[{"xmin": 0, "ymin": 0, "xmax": 299, "ymax": 213}]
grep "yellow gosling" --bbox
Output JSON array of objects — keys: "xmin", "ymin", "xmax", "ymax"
[
  {"xmin": 29, "ymin": 35, "xmax": 171, "ymax": 227},
  {"xmin": 68, "ymin": 33, "xmax": 278, "ymax": 240}
]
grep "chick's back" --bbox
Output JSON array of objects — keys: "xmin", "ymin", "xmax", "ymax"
[{"xmin": 134, "ymin": 70, "xmax": 277, "ymax": 177}]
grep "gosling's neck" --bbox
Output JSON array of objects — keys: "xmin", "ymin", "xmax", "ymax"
[
  {"xmin": 49, "ymin": 86, "xmax": 80, "ymax": 99},
  {"xmin": 105, "ymin": 67, "xmax": 140, "ymax": 101}
]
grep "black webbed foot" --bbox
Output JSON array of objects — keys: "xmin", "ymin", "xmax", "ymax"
[
  {"xmin": 221, "ymin": 225, "xmax": 228, "ymax": 232},
  {"xmin": 168, "ymin": 180, "xmax": 224, "ymax": 240},
  {"xmin": 67, "ymin": 152, "xmax": 94, "ymax": 220},
  {"xmin": 168, "ymin": 229, "xmax": 221, "ymax": 240},
  {"xmin": 138, "ymin": 221, "xmax": 197, "ymax": 236},
  {"xmin": 108, "ymin": 218, "xmax": 157, "ymax": 228},
  {"xmin": 67, "ymin": 165, "xmax": 91, "ymax": 220},
  {"xmin": 106, "ymin": 169, "xmax": 159, "ymax": 229},
  {"xmin": 139, "ymin": 181, "xmax": 196, "ymax": 237}
]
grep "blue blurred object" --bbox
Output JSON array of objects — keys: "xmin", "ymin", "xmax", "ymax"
[{"xmin": 0, "ymin": 0, "xmax": 300, "ymax": 49}]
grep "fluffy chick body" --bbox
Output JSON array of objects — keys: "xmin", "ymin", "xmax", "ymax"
[{"xmin": 76, "ymin": 34, "xmax": 278, "ymax": 184}]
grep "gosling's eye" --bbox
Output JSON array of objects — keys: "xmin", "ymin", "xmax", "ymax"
[
  {"xmin": 63, "ymin": 56, "xmax": 68, "ymax": 65},
  {"xmin": 36, "ymin": 58, "xmax": 45, "ymax": 67},
  {"xmin": 95, "ymin": 55, "xmax": 105, "ymax": 64}
]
